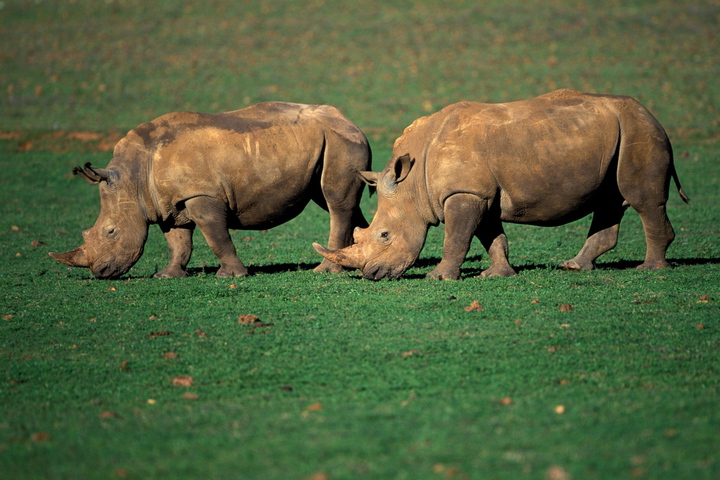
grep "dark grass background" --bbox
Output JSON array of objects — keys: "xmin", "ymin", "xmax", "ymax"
[{"xmin": 1, "ymin": 1, "xmax": 719, "ymax": 479}]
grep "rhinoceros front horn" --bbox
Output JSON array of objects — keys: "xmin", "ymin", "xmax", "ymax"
[
  {"xmin": 312, "ymin": 243, "xmax": 366, "ymax": 270},
  {"xmin": 49, "ymin": 246, "xmax": 90, "ymax": 268}
]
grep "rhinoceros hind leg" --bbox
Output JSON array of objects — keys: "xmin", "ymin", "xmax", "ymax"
[
  {"xmin": 561, "ymin": 201, "xmax": 626, "ymax": 270},
  {"xmin": 475, "ymin": 204, "xmax": 517, "ymax": 278},
  {"xmin": 154, "ymin": 225, "xmax": 194, "ymax": 278},
  {"xmin": 313, "ymin": 186, "xmax": 368, "ymax": 274},
  {"xmin": 635, "ymin": 204, "xmax": 675, "ymax": 270}
]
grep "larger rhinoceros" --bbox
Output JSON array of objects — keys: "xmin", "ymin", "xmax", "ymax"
[
  {"xmin": 314, "ymin": 90, "xmax": 688, "ymax": 280},
  {"xmin": 50, "ymin": 102, "xmax": 371, "ymax": 279}
]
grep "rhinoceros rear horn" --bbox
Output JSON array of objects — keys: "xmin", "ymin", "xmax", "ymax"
[
  {"xmin": 312, "ymin": 242, "xmax": 366, "ymax": 270},
  {"xmin": 49, "ymin": 246, "xmax": 90, "ymax": 268},
  {"xmin": 73, "ymin": 162, "xmax": 119, "ymax": 185}
]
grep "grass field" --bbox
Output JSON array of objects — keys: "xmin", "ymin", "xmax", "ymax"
[{"xmin": 1, "ymin": 1, "xmax": 719, "ymax": 479}]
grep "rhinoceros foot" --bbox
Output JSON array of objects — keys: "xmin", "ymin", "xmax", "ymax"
[
  {"xmin": 426, "ymin": 267, "xmax": 461, "ymax": 280},
  {"xmin": 216, "ymin": 263, "xmax": 249, "ymax": 278},
  {"xmin": 153, "ymin": 266, "xmax": 189, "ymax": 279},
  {"xmin": 636, "ymin": 259, "xmax": 670, "ymax": 270},
  {"xmin": 479, "ymin": 264, "xmax": 517, "ymax": 278},
  {"xmin": 313, "ymin": 259, "xmax": 345, "ymax": 274},
  {"xmin": 559, "ymin": 259, "xmax": 595, "ymax": 271}
]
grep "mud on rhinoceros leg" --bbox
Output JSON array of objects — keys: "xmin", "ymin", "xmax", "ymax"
[
  {"xmin": 560, "ymin": 201, "xmax": 627, "ymax": 271},
  {"xmin": 154, "ymin": 224, "xmax": 195, "ymax": 278},
  {"xmin": 427, "ymin": 193, "xmax": 485, "ymax": 280},
  {"xmin": 184, "ymin": 196, "xmax": 248, "ymax": 278}
]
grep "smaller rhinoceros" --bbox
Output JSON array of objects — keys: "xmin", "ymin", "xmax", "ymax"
[
  {"xmin": 50, "ymin": 102, "xmax": 371, "ymax": 279},
  {"xmin": 314, "ymin": 90, "xmax": 688, "ymax": 280}
]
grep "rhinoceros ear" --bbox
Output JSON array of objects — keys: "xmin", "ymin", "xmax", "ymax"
[
  {"xmin": 73, "ymin": 163, "xmax": 119, "ymax": 185},
  {"xmin": 354, "ymin": 169, "xmax": 380, "ymax": 187},
  {"xmin": 381, "ymin": 154, "xmax": 415, "ymax": 191}
]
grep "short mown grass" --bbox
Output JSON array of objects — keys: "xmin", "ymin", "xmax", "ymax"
[{"xmin": 2, "ymin": 1, "xmax": 719, "ymax": 479}]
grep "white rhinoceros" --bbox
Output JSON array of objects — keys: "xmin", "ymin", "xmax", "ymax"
[
  {"xmin": 314, "ymin": 90, "xmax": 688, "ymax": 280},
  {"xmin": 51, "ymin": 102, "xmax": 372, "ymax": 279}
]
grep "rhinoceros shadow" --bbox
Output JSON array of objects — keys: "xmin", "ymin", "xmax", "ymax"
[
  {"xmin": 146, "ymin": 256, "xmax": 717, "ymax": 280},
  {"xmin": 402, "ymin": 255, "xmax": 720, "ymax": 279},
  {"xmin": 183, "ymin": 262, "xmax": 319, "ymax": 277}
]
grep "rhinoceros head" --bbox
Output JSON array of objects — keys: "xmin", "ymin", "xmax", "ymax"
[
  {"xmin": 50, "ymin": 162, "xmax": 148, "ymax": 279},
  {"xmin": 313, "ymin": 154, "xmax": 429, "ymax": 280}
]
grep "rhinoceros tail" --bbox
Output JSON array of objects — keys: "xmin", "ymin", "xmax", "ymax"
[
  {"xmin": 669, "ymin": 150, "xmax": 690, "ymax": 204},
  {"xmin": 674, "ymin": 171, "xmax": 690, "ymax": 204}
]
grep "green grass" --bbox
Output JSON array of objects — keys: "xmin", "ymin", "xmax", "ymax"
[{"xmin": 2, "ymin": 1, "xmax": 720, "ymax": 479}]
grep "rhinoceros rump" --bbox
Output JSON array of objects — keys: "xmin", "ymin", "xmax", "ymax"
[
  {"xmin": 314, "ymin": 90, "xmax": 688, "ymax": 280},
  {"xmin": 50, "ymin": 102, "xmax": 371, "ymax": 279}
]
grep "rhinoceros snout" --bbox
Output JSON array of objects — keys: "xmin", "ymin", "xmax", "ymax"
[
  {"xmin": 362, "ymin": 264, "xmax": 403, "ymax": 281},
  {"xmin": 91, "ymin": 261, "xmax": 126, "ymax": 280}
]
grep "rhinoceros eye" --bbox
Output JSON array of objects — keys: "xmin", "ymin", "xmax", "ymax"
[{"xmin": 379, "ymin": 230, "xmax": 390, "ymax": 242}]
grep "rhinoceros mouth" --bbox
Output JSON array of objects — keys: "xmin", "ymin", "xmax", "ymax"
[{"xmin": 361, "ymin": 264, "xmax": 401, "ymax": 281}]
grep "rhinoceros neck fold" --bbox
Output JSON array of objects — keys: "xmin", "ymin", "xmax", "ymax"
[{"xmin": 142, "ymin": 156, "xmax": 162, "ymax": 223}]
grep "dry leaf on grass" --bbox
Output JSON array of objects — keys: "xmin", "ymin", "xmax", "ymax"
[
  {"xmin": 546, "ymin": 465, "xmax": 571, "ymax": 480},
  {"xmin": 163, "ymin": 352, "xmax": 178, "ymax": 359},
  {"xmin": 559, "ymin": 304, "xmax": 573, "ymax": 312},
  {"xmin": 402, "ymin": 349, "xmax": 421, "ymax": 358},
  {"xmin": 31, "ymin": 432, "xmax": 51, "ymax": 442},
  {"xmin": 464, "ymin": 300, "xmax": 484, "ymax": 312},
  {"xmin": 182, "ymin": 393, "xmax": 199, "ymax": 400},
  {"xmin": 172, "ymin": 375, "xmax": 193, "ymax": 387},
  {"xmin": 113, "ymin": 468, "xmax": 130, "ymax": 478},
  {"xmin": 238, "ymin": 314, "xmax": 260, "ymax": 324},
  {"xmin": 307, "ymin": 473, "xmax": 329, "ymax": 480}
]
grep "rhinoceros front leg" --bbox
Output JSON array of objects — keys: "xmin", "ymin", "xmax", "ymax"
[
  {"xmin": 184, "ymin": 196, "xmax": 248, "ymax": 278},
  {"xmin": 427, "ymin": 193, "xmax": 485, "ymax": 280},
  {"xmin": 154, "ymin": 224, "xmax": 194, "ymax": 278}
]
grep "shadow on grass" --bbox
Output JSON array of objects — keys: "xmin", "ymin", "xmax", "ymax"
[
  {"xmin": 405, "ymin": 256, "xmax": 720, "ymax": 280},
  {"xmin": 142, "ymin": 256, "xmax": 719, "ymax": 280},
  {"xmin": 183, "ymin": 262, "xmax": 320, "ymax": 277}
]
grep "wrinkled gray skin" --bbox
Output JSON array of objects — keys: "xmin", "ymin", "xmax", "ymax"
[
  {"xmin": 314, "ymin": 90, "xmax": 689, "ymax": 280},
  {"xmin": 50, "ymin": 102, "xmax": 371, "ymax": 279}
]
